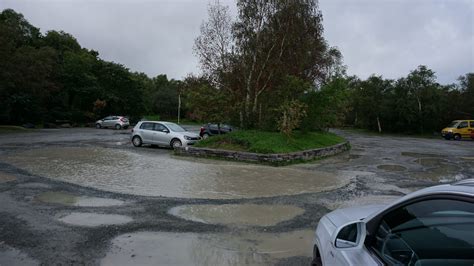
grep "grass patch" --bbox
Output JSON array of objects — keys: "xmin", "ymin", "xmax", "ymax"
[
  {"xmin": 195, "ymin": 130, "xmax": 345, "ymax": 154},
  {"xmin": 143, "ymin": 114, "xmax": 161, "ymax": 121},
  {"xmin": 0, "ymin": 125, "xmax": 34, "ymax": 134}
]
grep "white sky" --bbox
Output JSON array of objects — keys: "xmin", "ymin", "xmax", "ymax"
[{"xmin": 1, "ymin": 0, "xmax": 473, "ymax": 84}]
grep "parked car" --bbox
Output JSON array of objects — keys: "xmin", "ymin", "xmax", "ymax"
[
  {"xmin": 131, "ymin": 121, "xmax": 201, "ymax": 148},
  {"xmin": 96, "ymin": 116, "xmax": 129, "ymax": 130},
  {"xmin": 199, "ymin": 123, "xmax": 233, "ymax": 139},
  {"xmin": 441, "ymin": 120, "xmax": 474, "ymax": 140},
  {"xmin": 312, "ymin": 179, "xmax": 474, "ymax": 266}
]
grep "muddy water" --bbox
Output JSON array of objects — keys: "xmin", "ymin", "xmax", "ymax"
[
  {"xmin": 377, "ymin": 164, "xmax": 407, "ymax": 172},
  {"xmin": 169, "ymin": 204, "xmax": 305, "ymax": 226},
  {"xmin": 101, "ymin": 230, "xmax": 313, "ymax": 266},
  {"xmin": 4, "ymin": 147, "xmax": 352, "ymax": 199},
  {"xmin": 58, "ymin": 212, "xmax": 133, "ymax": 227},
  {"xmin": 0, "ymin": 171, "xmax": 16, "ymax": 183},
  {"xmin": 36, "ymin": 192, "xmax": 124, "ymax": 207}
]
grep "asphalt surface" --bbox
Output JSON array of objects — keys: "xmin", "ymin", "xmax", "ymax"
[{"xmin": 0, "ymin": 128, "xmax": 473, "ymax": 265}]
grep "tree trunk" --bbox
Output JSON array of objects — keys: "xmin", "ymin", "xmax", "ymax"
[
  {"xmin": 377, "ymin": 115, "xmax": 382, "ymax": 133},
  {"xmin": 177, "ymin": 93, "xmax": 181, "ymax": 124}
]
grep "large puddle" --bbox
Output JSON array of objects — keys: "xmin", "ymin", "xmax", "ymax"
[
  {"xmin": 0, "ymin": 171, "xmax": 16, "ymax": 183},
  {"xmin": 4, "ymin": 147, "xmax": 352, "ymax": 199},
  {"xmin": 36, "ymin": 192, "xmax": 125, "ymax": 207},
  {"xmin": 58, "ymin": 212, "xmax": 133, "ymax": 227},
  {"xmin": 101, "ymin": 230, "xmax": 313, "ymax": 266},
  {"xmin": 169, "ymin": 204, "xmax": 305, "ymax": 227}
]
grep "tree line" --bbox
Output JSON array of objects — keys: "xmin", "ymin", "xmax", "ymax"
[
  {"xmin": 1, "ymin": 5, "xmax": 472, "ymax": 134},
  {"xmin": 0, "ymin": 9, "xmax": 181, "ymax": 125}
]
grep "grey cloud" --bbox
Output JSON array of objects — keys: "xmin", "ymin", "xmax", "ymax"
[{"xmin": 2, "ymin": 0, "xmax": 472, "ymax": 83}]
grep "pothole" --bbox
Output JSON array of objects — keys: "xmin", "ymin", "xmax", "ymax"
[
  {"xmin": 5, "ymin": 147, "xmax": 352, "ymax": 199},
  {"xmin": 411, "ymin": 164, "xmax": 461, "ymax": 182},
  {"xmin": 377, "ymin": 164, "xmax": 407, "ymax": 172},
  {"xmin": 169, "ymin": 204, "xmax": 305, "ymax": 226},
  {"xmin": 101, "ymin": 230, "xmax": 313, "ymax": 265},
  {"xmin": 36, "ymin": 192, "xmax": 124, "ymax": 207},
  {"xmin": 17, "ymin": 183, "xmax": 52, "ymax": 189},
  {"xmin": 0, "ymin": 171, "xmax": 16, "ymax": 183},
  {"xmin": 414, "ymin": 158, "xmax": 447, "ymax": 167},
  {"xmin": 58, "ymin": 212, "xmax": 132, "ymax": 227},
  {"xmin": 401, "ymin": 152, "xmax": 443, "ymax": 158}
]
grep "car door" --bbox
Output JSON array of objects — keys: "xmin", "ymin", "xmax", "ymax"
[
  {"xmin": 102, "ymin": 116, "xmax": 112, "ymax": 127},
  {"xmin": 457, "ymin": 121, "xmax": 469, "ymax": 138},
  {"xmin": 367, "ymin": 197, "xmax": 474, "ymax": 265},
  {"xmin": 139, "ymin": 122, "xmax": 155, "ymax": 144},
  {"xmin": 153, "ymin": 123, "xmax": 172, "ymax": 145}
]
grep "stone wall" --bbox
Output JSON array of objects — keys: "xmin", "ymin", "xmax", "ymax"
[{"xmin": 174, "ymin": 142, "xmax": 350, "ymax": 166}]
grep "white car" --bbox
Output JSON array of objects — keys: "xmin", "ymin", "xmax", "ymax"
[
  {"xmin": 312, "ymin": 179, "xmax": 474, "ymax": 266},
  {"xmin": 131, "ymin": 121, "xmax": 201, "ymax": 148},
  {"xmin": 95, "ymin": 116, "xmax": 130, "ymax": 130}
]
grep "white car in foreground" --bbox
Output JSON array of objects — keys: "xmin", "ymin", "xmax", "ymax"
[
  {"xmin": 312, "ymin": 179, "xmax": 474, "ymax": 266},
  {"xmin": 131, "ymin": 121, "xmax": 201, "ymax": 148}
]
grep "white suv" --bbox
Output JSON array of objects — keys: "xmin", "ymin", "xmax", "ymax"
[{"xmin": 131, "ymin": 121, "xmax": 201, "ymax": 148}]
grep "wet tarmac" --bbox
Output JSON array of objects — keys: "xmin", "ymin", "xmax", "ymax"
[
  {"xmin": 0, "ymin": 128, "xmax": 473, "ymax": 265},
  {"xmin": 169, "ymin": 204, "xmax": 305, "ymax": 226}
]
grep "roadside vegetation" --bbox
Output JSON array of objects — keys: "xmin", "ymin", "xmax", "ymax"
[
  {"xmin": 0, "ymin": 125, "xmax": 34, "ymax": 134},
  {"xmin": 194, "ymin": 131, "xmax": 344, "ymax": 154},
  {"xmin": 1, "ymin": 3, "xmax": 472, "ymax": 137}
]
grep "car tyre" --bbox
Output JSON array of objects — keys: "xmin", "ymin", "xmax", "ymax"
[
  {"xmin": 96, "ymin": 123, "xmax": 101, "ymax": 129},
  {"xmin": 311, "ymin": 247, "xmax": 323, "ymax": 266},
  {"xmin": 132, "ymin": 136, "xmax": 142, "ymax": 147},
  {"xmin": 202, "ymin": 133, "xmax": 210, "ymax": 139},
  {"xmin": 454, "ymin": 134, "xmax": 461, "ymax": 141},
  {"xmin": 444, "ymin": 136, "xmax": 451, "ymax": 140},
  {"xmin": 171, "ymin": 139, "xmax": 182, "ymax": 148},
  {"xmin": 115, "ymin": 124, "xmax": 121, "ymax": 130}
]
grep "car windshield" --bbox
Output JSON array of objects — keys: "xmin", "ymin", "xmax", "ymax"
[
  {"xmin": 447, "ymin": 121, "xmax": 459, "ymax": 128},
  {"xmin": 165, "ymin": 123, "xmax": 186, "ymax": 132}
]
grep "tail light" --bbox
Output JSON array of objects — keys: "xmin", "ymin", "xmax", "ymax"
[
  {"xmin": 120, "ymin": 117, "xmax": 126, "ymax": 122},
  {"xmin": 200, "ymin": 127, "xmax": 205, "ymax": 134}
]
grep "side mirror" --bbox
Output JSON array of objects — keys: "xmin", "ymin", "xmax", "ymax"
[
  {"xmin": 163, "ymin": 129, "xmax": 170, "ymax": 134},
  {"xmin": 333, "ymin": 221, "xmax": 366, "ymax": 249}
]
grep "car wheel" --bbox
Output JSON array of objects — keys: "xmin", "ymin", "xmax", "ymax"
[
  {"xmin": 202, "ymin": 133, "xmax": 210, "ymax": 139},
  {"xmin": 454, "ymin": 134, "xmax": 461, "ymax": 141},
  {"xmin": 115, "ymin": 124, "xmax": 121, "ymax": 130},
  {"xmin": 96, "ymin": 123, "xmax": 101, "ymax": 129},
  {"xmin": 171, "ymin": 139, "xmax": 182, "ymax": 148},
  {"xmin": 311, "ymin": 247, "xmax": 323, "ymax": 266},
  {"xmin": 444, "ymin": 135, "xmax": 451, "ymax": 140},
  {"xmin": 132, "ymin": 136, "xmax": 142, "ymax": 147}
]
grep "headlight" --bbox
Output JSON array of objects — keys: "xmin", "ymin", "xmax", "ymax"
[{"xmin": 184, "ymin": 136, "xmax": 192, "ymax": 140}]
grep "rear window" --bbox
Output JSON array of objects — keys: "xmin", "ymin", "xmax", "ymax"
[{"xmin": 140, "ymin": 122, "xmax": 154, "ymax": 130}]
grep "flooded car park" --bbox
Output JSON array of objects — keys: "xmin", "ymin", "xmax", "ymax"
[{"xmin": 0, "ymin": 128, "xmax": 473, "ymax": 265}]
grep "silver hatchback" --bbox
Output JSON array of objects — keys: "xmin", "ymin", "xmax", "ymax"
[
  {"xmin": 312, "ymin": 179, "xmax": 474, "ymax": 266},
  {"xmin": 131, "ymin": 121, "xmax": 201, "ymax": 148},
  {"xmin": 95, "ymin": 116, "xmax": 130, "ymax": 130}
]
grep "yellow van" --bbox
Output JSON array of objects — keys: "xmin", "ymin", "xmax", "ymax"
[{"xmin": 441, "ymin": 120, "xmax": 474, "ymax": 140}]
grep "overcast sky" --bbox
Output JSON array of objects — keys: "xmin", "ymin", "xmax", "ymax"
[{"xmin": 1, "ymin": 0, "xmax": 473, "ymax": 84}]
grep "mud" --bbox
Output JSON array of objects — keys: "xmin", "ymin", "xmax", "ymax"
[
  {"xmin": 0, "ymin": 171, "xmax": 16, "ymax": 183},
  {"xmin": 377, "ymin": 164, "xmax": 407, "ymax": 172},
  {"xmin": 4, "ymin": 147, "xmax": 352, "ymax": 199},
  {"xmin": 102, "ymin": 230, "xmax": 313, "ymax": 266},
  {"xmin": 57, "ymin": 212, "xmax": 133, "ymax": 227},
  {"xmin": 0, "ymin": 128, "xmax": 472, "ymax": 265},
  {"xmin": 169, "ymin": 204, "xmax": 305, "ymax": 226}
]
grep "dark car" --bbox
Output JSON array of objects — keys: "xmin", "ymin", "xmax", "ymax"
[{"xmin": 199, "ymin": 123, "xmax": 233, "ymax": 139}]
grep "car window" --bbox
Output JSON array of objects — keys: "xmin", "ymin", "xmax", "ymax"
[
  {"xmin": 140, "ymin": 122, "xmax": 154, "ymax": 130},
  {"xmin": 372, "ymin": 199, "xmax": 474, "ymax": 265},
  {"xmin": 154, "ymin": 123, "xmax": 167, "ymax": 132},
  {"xmin": 104, "ymin": 116, "xmax": 112, "ymax": 120},
  {"xmin": 458, "ymin": 121, "xmax": 468, "ymax": 128}
]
